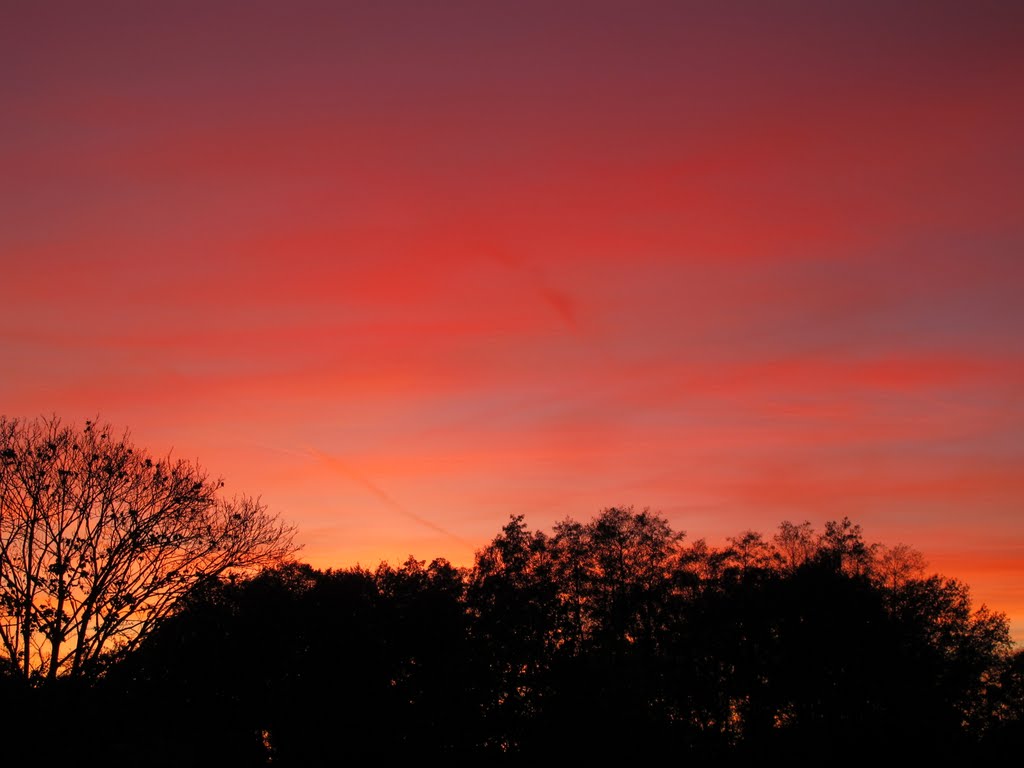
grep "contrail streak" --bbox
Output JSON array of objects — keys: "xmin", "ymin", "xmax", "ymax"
[{"xmin": 307, "ymin": 447, "xmax": 474, "ymax": 549}]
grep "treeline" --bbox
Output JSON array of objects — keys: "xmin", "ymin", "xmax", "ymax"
[{"xmin": 4, "ymin": 508, "xmax": 1023, "ymax": 763}]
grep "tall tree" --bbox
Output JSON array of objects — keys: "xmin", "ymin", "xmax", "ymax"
[{"xmin": 0, "ymin": 415, "xmax": 297, "ymax": 682}]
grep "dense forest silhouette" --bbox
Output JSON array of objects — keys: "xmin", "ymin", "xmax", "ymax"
[{"xmin": 3, "ymin": 507, "xmax": 1022, "ymax": 764}]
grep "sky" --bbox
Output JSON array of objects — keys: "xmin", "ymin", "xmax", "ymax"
[{"xmin": 3, "ymin": 1, "xmax": 1023, "ymax": 641}]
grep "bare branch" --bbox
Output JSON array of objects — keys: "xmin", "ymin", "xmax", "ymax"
[{"xmin": 0, "ymin": 415, "xmax": 299, "ymax": 682}]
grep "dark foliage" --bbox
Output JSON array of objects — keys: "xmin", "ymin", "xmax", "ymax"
[{"xmin": 3, "ymin": 507, "xmax": 1021, "ymax": 763}]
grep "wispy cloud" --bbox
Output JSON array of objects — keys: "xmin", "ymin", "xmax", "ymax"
[{"xmin": 307, "ymin": 447, "xmax": 473, "ymax": 549}]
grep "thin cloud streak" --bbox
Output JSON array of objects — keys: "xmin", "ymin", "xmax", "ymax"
[{"xmin": 307, "ymin": 447, "xmax": 474, "ymax": 551}]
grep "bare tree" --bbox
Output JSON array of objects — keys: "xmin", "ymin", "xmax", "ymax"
[
  {"xmin": 873, "ymin": 542, "xmax": 928, "ymax": 591},
  {"xmin": 772, "ymin": 520, "xmax": 817, "ymax": 572},
  {"xmin": 0, "ymin": 415, "xmax": 298, "ymax": 683}
]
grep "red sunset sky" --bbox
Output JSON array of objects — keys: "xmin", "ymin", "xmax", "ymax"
[{"xmin": 3, "ymin": 2, "xmax": 1023, "ymax": 641}]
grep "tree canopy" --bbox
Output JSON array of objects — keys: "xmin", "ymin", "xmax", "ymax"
[
  {"xmin": 1, "ymin": 483, "xmax": 1020, "ymax": 762},
  {"xmin": 83, "ymin": 506, "xmax": 1015, "ymax": 764},
  {"xmin": 0, "ymin": 415, "xmax": 298, "ymax": 682}
]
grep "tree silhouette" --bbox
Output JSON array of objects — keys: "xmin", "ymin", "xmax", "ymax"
[
  {"xmin": 468, "ymin": 515, "xmax": 559, "ymax": 752},
  {"xmin": 6, "ymin": 500, "xmax": 1015, "ymax": 763},
  {"xmin": 0, "ymin": 415, "xmax": 297, "ymax": 683}
]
